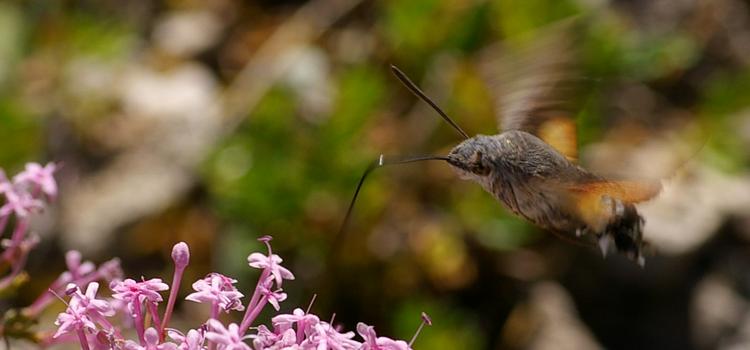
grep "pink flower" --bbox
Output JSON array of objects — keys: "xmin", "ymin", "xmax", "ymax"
[
  {"xmin": 0, "ymin": 182, "xmax": 43, "ymax": 218},
  {"xmin": 271, "ymin": 308, "xmax": 320, "ymax": 333},
  {"xmin": 123, "ymin": 327, "xmax": 178, "ymax": 350},
  {"xmin": 111, "ymin": 277, "xmax": 168, "ymax": 343},
  {"xmin": 270, "ymin": 308, "xmax": 322, "ymax": 346},
  {"xmin": 13, "ymin": 162, "xmax": 58, "ymax": 199},
  {"xmin": 53, "ymin": 302, "xmax": 97, "ymax": 339},
  {"xmin": 23, "ymin": 254, "xmax": 121, "ymax": 319},
  {"xmin": 357, "ymin": 323, "xmax": 411, "ymax": 350},
  {"xmin": 185, "ymin": 273, "xmax": 245, "ymax": 313},
  {"xmin": 62, "ymin": 251, "xmax": 96, "ymax": 281},
  {"xmin": 108, "ymin": 297, "xmax": 133, "ymax": 326},
  {"xmin": 304, "ymin": 322, "xmax": 360, "ymax": 350},
  {"xmin": 111, "ymin": 278, "xmax": 169, "ymax": 305},
  {"xmin": 250, "ymin": 326, "xmax": 297, "ymax": 349},
  {"xmin": 205, "ymin": 319, "xmax": 252, "ymax": 350},
  {"xmin": 238, "ymin": 237, "xmax": 294, "ymax": 333},
  {"xmin": 248, "ymin": 325, "xmax": 284, "ymax": 349},
  {"xmin": 168, "ymin": 329, "xmax": 205, "ymax": 350},
  {"xmin": 246, "ymin": 253, "xmax": 294, "ymax": 286},
  {"xmin": 68, "ymin": 282, "xmax": 115, "ymax": 319},
  {"xmin": 247, "ymin": 237, "xmax": 294, "ymax": 288},
  {"xmin": 96, "ymin": 258, "xmax": 124, "ymax": 282},
  {"xmin": 257, "ymin": 277, "xmax": 287, "ymax": 311}
]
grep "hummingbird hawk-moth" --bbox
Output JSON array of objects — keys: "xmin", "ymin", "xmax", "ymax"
[{"xmin": 341, "ymin": 25, "xmax": 661, "ymax": 266}]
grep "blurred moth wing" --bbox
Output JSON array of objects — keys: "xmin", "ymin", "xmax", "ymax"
[{"xmin": 479, "ymin": 20, "xmax": 581, "ymax": 162}]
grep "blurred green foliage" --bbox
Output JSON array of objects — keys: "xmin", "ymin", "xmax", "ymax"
[
  {"xmin": 3, "ymin": 0, "xmax": 750, "ymax": 348},
  {"xmin": 0, "ymin": 99, "xmax": 41, "ymax": 169}
]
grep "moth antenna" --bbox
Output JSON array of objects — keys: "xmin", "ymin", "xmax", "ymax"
[
  {"xmin": 390, "ymin": 65, "xmax": 470, "ymax": 140},
  {"xmin": 337, "ymin": 154, "xmax": 449, "ymax": 238}
]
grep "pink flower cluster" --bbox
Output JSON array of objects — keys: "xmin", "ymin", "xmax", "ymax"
[
  {"xmin": 24, "ymin": 250, "xmax": 122, "ymax": 320},
  {"xmin": 0, "ymin": 163, "xmax": 430, "ymax": 348},
  {"xmin": 50, "ymin": 237, "xmax": 430, "ymax": 350},
  {"xmin": 0, "ymin": 163, "xmax": 58, "ymax": 290}
]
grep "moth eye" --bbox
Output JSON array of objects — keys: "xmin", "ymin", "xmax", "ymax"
[
  {"xmin": 470, "ymin": 151, "xmax": 490, "ymax": 175},
  {"xmin": 470, "ymin": 151, "xmax": 482, "ymax": 164}
]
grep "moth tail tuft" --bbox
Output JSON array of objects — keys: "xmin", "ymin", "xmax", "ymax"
[{"xmin": 600, "ymin": 201, "xmax": 649, "ymax": 265}]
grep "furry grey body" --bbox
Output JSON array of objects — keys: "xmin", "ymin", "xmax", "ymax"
[
  {"xmin": 446, "ymin": 130, "xmax": 646, "ymax": 263},
  {"xmin": 449, "ymin": 131, "xmax": 591, "ymax": 232}
]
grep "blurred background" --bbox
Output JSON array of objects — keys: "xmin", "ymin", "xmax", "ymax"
[{"xmin": 2, "ymin": 0, "xmax": 750, "ymax": 349}]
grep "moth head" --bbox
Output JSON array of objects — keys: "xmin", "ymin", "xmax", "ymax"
[{"xmin": 447, "ymin": 136, "xmax": 492, "ymax": 177}]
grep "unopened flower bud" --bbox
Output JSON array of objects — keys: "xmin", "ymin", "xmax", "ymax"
[{"xmin": 171, "ymin": 242, "xmax": 190, "ymax": 269}]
